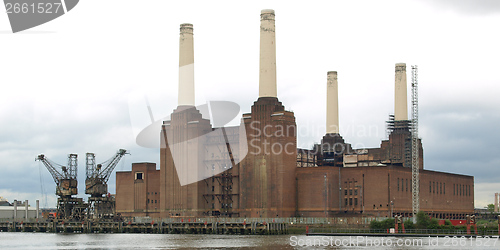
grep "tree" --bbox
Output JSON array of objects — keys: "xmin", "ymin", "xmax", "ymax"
[
  {"xmin": 416, "ymin": 211, "xmax": 430, "ymax": 229},
  {"xmin": 486, "ymin": 204, "xmax": 495, "ymax": 213}
]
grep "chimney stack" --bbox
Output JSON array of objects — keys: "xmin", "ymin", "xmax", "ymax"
[
  {"xmin": 178, "ymin": 23, "xmax": 195, "ymax": 106},
  {"xmin": 326, "ymin": 71, "xmax": 339, "ymax": 134},
  {"xmin": 259, "ymin": 9, "xmax": 277, "ymax": 98},
  {"xmin": 394, "ymin": 63, "xmax": 408, "ymax": 121}
]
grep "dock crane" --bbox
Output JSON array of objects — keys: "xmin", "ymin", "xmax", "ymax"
[
  {"xmin": 85, "ymin": 149, "xmax": 128, "ymax": 220},
  {"xmin": 36, "ymin": 154, "xmax": 87, "ymax": 221}
]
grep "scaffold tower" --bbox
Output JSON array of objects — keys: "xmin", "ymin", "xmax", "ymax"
[{"xmin": 411, "ymin": 65, "xmax": 420, "ymax": 222}]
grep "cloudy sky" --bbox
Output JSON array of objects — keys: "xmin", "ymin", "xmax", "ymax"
[{"xmin": 0, "ymin": 0, "xmax": 499, "ymax": 209}]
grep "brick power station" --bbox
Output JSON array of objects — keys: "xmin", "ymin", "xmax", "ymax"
[{"xmin": 116, "ymin": 10, "xmax": 474, "ymax": 220}]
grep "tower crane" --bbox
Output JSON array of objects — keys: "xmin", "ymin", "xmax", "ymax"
[
  {"xmin": 85, "ymin": 149, "xmax": 128, "ymax": 220},
  {"xmin": 36, "ymin": 154, "xmax": 86, "ymax": 221}
]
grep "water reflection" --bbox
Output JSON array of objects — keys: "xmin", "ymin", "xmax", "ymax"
[{"xmin": 0, "ymin": 233, "xmax": 498, "ymax": 249}]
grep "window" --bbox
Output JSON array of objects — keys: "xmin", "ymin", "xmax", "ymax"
[
  {"xmin": 354, "ymin": 198, "xmax": 358, "ymax": 206},
  {"xmin": 440, "ymin": 183, "xmax": 442, "ymax": 194},
  {"xmin": 430, "ymin": 181, "xmax": 432, "ymax": 193},
  {"xmin": 433, "ymin": 182, "xmax": 435, "ymax": 193},
  {"xmin": 155, "ymin": 192, "xmax": 157, "ymax": 195},
  {"xmin": 453, "ymin": 184, "xmax": 455, "ymax": 195},
  {"xmin": 406, "ymin": 179, "xmax": 408, "ymax": 192},
  {"xmin": 135, "ymin": 172, "xmax": 144, "ymax": 180},
  {"xmin": 354, "ymin": 189, "xmax": 358, "ymax": 196},
  {"xmin": 147, "ymin": 199, "xmax": 149, "ymax": 203},
  {"xmin": 398, "ymin": 178, "xmax": 400, "ymax": 191},
  {"xmin": 349, "ymin": 190, "xmax": 353, "ymax": 195},
  {"xmin": 212, "ymin": 186, "xmax": 214, "ymax": 192},
  {"xmin": 155, "ymin": 200, "xmax": 157, "ymax": 203},
  {"xmin": 345, "ymin": 198, "xmax": 348, "ymax": 206},
  {"xmin": 349, "ymin": 198, "xmax": 353, "ymax": 206},
  {"xmin": 345, "ymin": 189, "xmax": 347, "ymax": 196}
]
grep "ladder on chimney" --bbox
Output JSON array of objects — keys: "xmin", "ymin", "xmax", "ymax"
[{"xmin": 411, "ymin": 65, "xmax": 420, "ymax": 223}]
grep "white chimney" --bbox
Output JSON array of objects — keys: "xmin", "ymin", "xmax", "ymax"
[
  {"xmin": 394, "ymin": 63, "xmax": 408, "ymax": 121},
  {"xmin": 259, "ymin": 9, "xmax": 277, "ymax": 98},
  {"xmin": 178, "ymin": 23, "xmax": 195, "ymax": 106},
  {"xmin": 326, "ymin": 71, "xmax": 339, "ymax": 134}
]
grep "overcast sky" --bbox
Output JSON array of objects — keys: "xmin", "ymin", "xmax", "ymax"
[{"xmin": 0, "ymin": 0, "xmax": 499, "ymax": 209}]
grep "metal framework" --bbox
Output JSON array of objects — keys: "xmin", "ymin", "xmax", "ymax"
[
  {"xmin": 411, "ymin": 65, "xmax": 420, "ymax": 222},
  {"xmin": 85, "ymin": 149, "xmax": 128, "ymax": 220},
  {"xmin": 202, "ymin": 128, "xmax": 239, "ymax": 217},
  {"xmin": 36, "ymin": 154, "xmax": 86, "ymax": 220}
]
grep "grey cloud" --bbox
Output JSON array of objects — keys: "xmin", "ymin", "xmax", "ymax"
[
  {"xmin": 421, "ymin": 0, "xmax": 500, "ymax": 15},
  {"xmin": 420, "ymin": 101, "xmax": 500, "ymax": 183}
]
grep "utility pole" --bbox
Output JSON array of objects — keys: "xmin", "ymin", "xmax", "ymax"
[{"xmin": 324, "ymin": 174, "xmax": 327, "ymax": 217}]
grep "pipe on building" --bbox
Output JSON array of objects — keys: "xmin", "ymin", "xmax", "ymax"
[
  {"xmin": 178, "ymin": 23, "xmax": 195, "ymax": 106},
  {"xmin": 36, "ymin": 200, "xmax": 39, "ymax": 219},
  {"xmin": 259, "ymin": 9, "xmax": 277, "ymax": 98},
  {"xmin": 13, "ymin": 199, "xmax": 17, "ymax": 220},
  {"xmin": 326, "ymin": 71, "xmax": 339, "ymax": 134},
  {"xmin": 394, "ymin": 63, "xmax": 408, "ymax": 121},
  {"xmin": 25, "ymin": 200, "xmax": 28, "ymax": 219}
]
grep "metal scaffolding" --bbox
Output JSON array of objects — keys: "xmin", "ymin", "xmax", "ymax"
[{"xmin": 411, "ymin": 65, "xmax": 420, "ymax": 222}]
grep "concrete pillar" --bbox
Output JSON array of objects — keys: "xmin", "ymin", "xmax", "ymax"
[
  {"xmin": 394, "ymin": 63, "xmax": 408, "ymax": 121},
  {"xmin": 326, "ymin": 71, "xmax": 339, "ymax": 134},
  {"xmin": 36, "ymin": 200, "xmax": 40, "ymax": 219},
  {"xmin": 178, "ymin": 23, "xmax": 195, "ymax": 106},
  {"xmin": 25, "ymin": 200, "xmax": 28, "ymax": 220},
  {"xmin": 13, "ymin": 200, "xmax": 17, "ymax": 220},
  {"xmin": 259, "ymin": 9, "xmax": 277, "ymax": 98}
]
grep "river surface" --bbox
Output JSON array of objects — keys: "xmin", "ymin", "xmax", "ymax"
[{"xmin": 1, "ymin": 232, "xmax": 499, "ymax": 249}]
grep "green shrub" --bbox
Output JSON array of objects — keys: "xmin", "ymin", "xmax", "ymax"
[{"xmin": 404, "ymin": 219, "xmax": 415, "ymax": 230}]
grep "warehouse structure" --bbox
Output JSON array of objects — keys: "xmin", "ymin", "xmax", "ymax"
[{"xmin": 116, "ymin": 9, "xmax": 474, "ymax": 219}]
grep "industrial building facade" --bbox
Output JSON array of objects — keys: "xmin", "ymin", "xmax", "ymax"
[{"xmin": 116, "ymin": 10, "xmax": 474, "ymax": 219}]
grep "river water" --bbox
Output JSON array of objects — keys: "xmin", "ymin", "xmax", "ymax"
[{"xmin": 0, "ymin": 232, "xmax": 499, "ymax": 249}]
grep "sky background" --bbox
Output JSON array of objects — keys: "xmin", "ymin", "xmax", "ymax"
[{"xmin": 0, "ymin": 0, "xmax": 499, "ymax": 209}]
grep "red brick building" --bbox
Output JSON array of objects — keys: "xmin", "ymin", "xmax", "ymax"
[
  {"xmin": 297, "ymin": 165, "xmax": 474, "ymax": 219},
  {"xmin": 115, "ymin": 10, "xmax": 474, "ymax": 220},
  {"xmin": 115, "ymin": 162, "xmax": 160, "ymax": 217}
]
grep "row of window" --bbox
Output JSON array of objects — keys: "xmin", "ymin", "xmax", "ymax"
[
  {"xmin": 147, "ymin": 192, "xmax": 158, "ymax": 195},
  {"xmin": 344, "ymin": 198, "xmax": 358, "ymax": 206},
  {"xmin": 397, "ymin": 178, "xmax": 409, "ymax": 192},
  {"xmin": 210, "ymin": 203, "xmax": 233, "ymax": 209},
  {"xmin": 147, "ymin": 199, "xmax": 157, "ymax": 204},
  {"xmin": 429, "ymin": 181, "xmax": 445, "ymax": 195},
  {"xmin": 344, "ymin": 189, "xmax": 358, "ymax": 196},
  {"xmin": 453, "ymin": 183, "xmax": 471, "ymax": 197}
]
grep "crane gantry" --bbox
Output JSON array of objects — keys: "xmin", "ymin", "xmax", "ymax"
[
  {"xmin": 85, "ymin": 149, "xmax": 128, "ymax": 220},
  {"xmin": 36, "ymin": 154, "xmax": 86, "ymax": 221}
]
